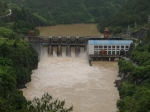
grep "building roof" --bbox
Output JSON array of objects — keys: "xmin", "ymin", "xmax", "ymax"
[
  {"xmin": 88, "ymin": 40, "xmax": 133, "ymax": 45},
  {"xmin": 87, "ymin": 37, "xmax": 123, "ymax": 40}
]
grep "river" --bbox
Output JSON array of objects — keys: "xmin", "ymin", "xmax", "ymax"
[{"xmin": 22, "ymin": 24, "xmax": 120, "ymax": 112}]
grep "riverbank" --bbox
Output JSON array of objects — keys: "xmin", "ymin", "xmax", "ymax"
[{"xmin": 0, "ymin": 38, "xmax": 38, "ymax": 112}]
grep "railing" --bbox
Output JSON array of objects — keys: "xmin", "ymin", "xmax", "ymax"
[
  {"xmin": 89, "ymin": 54, "xmax": 121, "ymax": 58},
  {"xmin": 26, "ymin": 36, "xmax": 87, "ymax": 46}
]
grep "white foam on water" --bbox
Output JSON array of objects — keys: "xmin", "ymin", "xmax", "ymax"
[
  {"xmin": 62, "ymin": 46, "xmax": 66, "ymax": 57},
  {"xmin": 52, "ymin": 47, "xmax": 57, "ymax": 57},
  {"xmin": 22, "ymin": 47, "xmax": 120, "ymax": 112}
]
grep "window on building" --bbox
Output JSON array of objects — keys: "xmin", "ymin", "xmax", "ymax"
[
  {"xmin": 94, "ymin": 46, "xmax": 98, "ymax": 50},
  {"xmin": 94, "ymin": 46, "xmax": 98, "ymax": 48},
  {"xmin": 112, "ymin": 51, "xmax": 115, "ymax": 54},
  {"xmin": 104, "ymin": 46, "xmax": 107, "ymax": 48},
  {"xmin": 126, "ymin": 46, "xmax": 129, "ymax": 50},
  {"xmin": 112, "ymin": 46, "xmax": 115, "ymax": 48},
  {"xmin": 108, "ymin": 51, "xmax": 111, "ymax": 55},
  {"xmin": 117, "ymin": 46, "xmax": 120, "ymax": 50},
  {"xmin": 94, "ymin": 51, "xmax": 98, "ymax": 54},
  {"xmin": 121, "ymin": 46, "xmax": 124, "ymax": 48},
  {"xmin": 116, "ymin": 51, "xmax": 120, "ymax": 55},
  {"xmin": 108, "ymin": 46, "xmax": 111, "ymax": 48},
  {"xmin": 99, "ymin": 46, "xmax": 103, "ymax": 48}
]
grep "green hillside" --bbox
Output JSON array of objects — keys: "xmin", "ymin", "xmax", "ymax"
[
  {"xmin": 0, "ymin": 0, "xmax": 73, "ymax": 111},
  {"xmin": 117, "ymin": 25, "xmax": 150, "ymax": 112},
  {"xmin": 0, "ymin": 0, "xmax": 50, "ymax": 36},
  {"xmin": 0, "ymin": 0, "xmax": 9, "ymax": 16},
  {"xmin": 98, "ymin": 0, "xmax": 150, "ymax": 33},
  {"xmin": 9, "ymin": 0, "xmax": 126, "ymax": 24},
  {"xmin": 1, "ymin": 0, "xmax": 150, "ymax": 111}
]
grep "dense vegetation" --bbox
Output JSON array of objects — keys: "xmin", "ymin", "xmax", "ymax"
[
  {"xmin": 0, "ymin": 0, "xmax": 50, "ymax": 36},
  {"xmin": 0, "ymin": 0, "xmax": 8, "ymax": 16},
  {"xmin": 116, "ymin": 27, "xmax": 150, "ymax": 112},
  {"xmin": 10, "ymin": 0, "xmax": 150, "ymax": 35},
  {"xmin": 0, "ymin": 38, "xmax": 73, "ymax": 111},
  {"xmin": 1, "ymin": 0, "xmax": 150, "ymax": 111},
  {"xmin": 0, "ymin": 37, "xmax": 38, "ymax": 111},
  {"xmin": 9, "ymin": 0, "xmax": 126, "ymax": 25},
  {"xmin": 28, "ymin": 93, "xmax": 73, "ymax": 112},
  {"xmin": 98, "ymin": 0, "xmax": 150, "ymax": 33},
  {"xmin": 0, "ymin": 0, "xmax": 73, "ymax": 111}
]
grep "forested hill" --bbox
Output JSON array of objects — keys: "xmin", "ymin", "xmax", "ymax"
[
  {"xmin": 9, "ymin": 0, "xmax": 126, "ymax": 24},
  {"xmin": 0, "ymin": 0, "xmax": 51, "ymax": 36},
  {"xmin": 98, "ymin": 0, "xmax": 150, "ymax": 33},
  {"xmin": 0, "ymin": 0, "xmax": 73, "ymax": 111},
  {"xmin": 116, "ymin": 23, "xmax": 150, "ymax": 112},
  {"xmin": 0, "ymin": 0, "xmax": 8, "ymax": 16}
]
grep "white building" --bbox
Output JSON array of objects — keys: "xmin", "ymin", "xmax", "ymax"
[{"xmin": 87, "ymin": 40, "xmax": 133, "ymax": 55}]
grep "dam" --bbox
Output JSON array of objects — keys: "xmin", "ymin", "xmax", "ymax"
[
  {"xmin": 22, "ymin": 36, "xmax": 132, "ymax": 112},
  {"xmin": 22, "ymin": 25, "xmax": 132, "ymax": 112},
  {"xmin": 24, "ymin": 35, "xmax": 133, "ymax": 65}
]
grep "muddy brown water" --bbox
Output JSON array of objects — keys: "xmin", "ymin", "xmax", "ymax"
[
  {"xmin": 37, "ymin": 24, "xmax": 102, "ymax": 36},
  {"xmin": 22, "ymin": 24, "xmax": 119, "ymax": 112}
]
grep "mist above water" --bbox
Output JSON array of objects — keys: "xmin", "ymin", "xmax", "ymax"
[{"xmin": 22, "ymin": 46, "xmax": 119, "ymax": 112}]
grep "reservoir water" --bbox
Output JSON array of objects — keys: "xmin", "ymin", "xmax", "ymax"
[
  {"xmin": 22, "ymin": 24, "xmax": 119, "ymax": 112},
  {"xmin": 36, "ymin": 23, "xmax": 101, "ymax": 36}
]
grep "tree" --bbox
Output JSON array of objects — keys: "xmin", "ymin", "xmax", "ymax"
[
  {"xmin": 148, "ymin": 44, "xmax": 150, "ymax": 53},
  {"xmin": 27, "ymin": 93, "xmax": 73, "ymax": 112}
]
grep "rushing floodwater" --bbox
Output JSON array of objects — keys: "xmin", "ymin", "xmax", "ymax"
[
  {"xmin": 23, "ymin": 24, "xmax": 119, "ymax": 112},
  {"xmin": 22, "ymin": 47, "xmax": 119, "ymax": 112}
]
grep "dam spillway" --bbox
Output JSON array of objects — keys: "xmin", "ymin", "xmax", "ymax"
[
  {"xmin": 22, "ymin": 47, "xmax": 120, "ymax": 112},
  {"xmin": 25, "ymin": 36, "xmax": 87, "ymax": 57},
  {"xmin": 25, "ymin": 36, "xmax": 133, "ymax": 64},
  {"xmin": 41, "ymin": 46, "xmax": 85, "ymax": 58}
]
